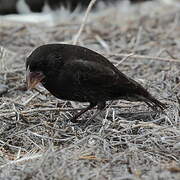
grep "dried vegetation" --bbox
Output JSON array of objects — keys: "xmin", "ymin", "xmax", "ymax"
[{"xmin": 0, "ymin": 0, "xmax": 180, "ymax": 179}]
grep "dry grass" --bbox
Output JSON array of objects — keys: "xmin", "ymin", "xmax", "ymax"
[{"xmin": 0, "ymin": 1, "xmax": 180, "ymax": 179}]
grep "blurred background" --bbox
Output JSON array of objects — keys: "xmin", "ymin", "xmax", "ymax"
[
  {"xmin": 0, "ymin": 0, "xmax": 153, "ymax": 15},
  {"xmin": 0, "ymin": 0, "xmax": 176, "ymax": 24}
]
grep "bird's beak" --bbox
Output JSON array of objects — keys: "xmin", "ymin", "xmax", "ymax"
[{"xmin": 26, "ymin": 67, "xmax": 45, "ymax": 90}]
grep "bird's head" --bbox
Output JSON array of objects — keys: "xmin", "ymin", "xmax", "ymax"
[{"xmin": 26, "ymin": 44, "xmax": 63, "ymax": 90}]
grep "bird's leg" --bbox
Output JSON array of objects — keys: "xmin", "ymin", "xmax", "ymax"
[
  {"xmin": 82, "ymin": 102, "xmax": 106, "ymax": 126},
  {"xmin": 70, "ymin": 103, "xmax": 97, "ymax": 123},
  {"xmin": 97, "ymin": 102, "xmax": 106, "ymax": 110}
]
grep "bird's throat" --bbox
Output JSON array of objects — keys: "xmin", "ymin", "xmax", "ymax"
[{"xmin": 26, "ymin": 70, "xmax": 45, "ymax": 90}]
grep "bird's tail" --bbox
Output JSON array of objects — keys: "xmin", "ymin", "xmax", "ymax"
[
  {"xmin": 144, "ymin": 95, "xmax": 166, "ymax": 111},
  {"xmin": 136, "ymin": 92, "xmax": 166, "ymax": 111}
]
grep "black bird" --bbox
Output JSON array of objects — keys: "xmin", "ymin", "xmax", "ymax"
[{"xmin": 26, "ymin": 44, "xmax": 165, "ymax": 123}]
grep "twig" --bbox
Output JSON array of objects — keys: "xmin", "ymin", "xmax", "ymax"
[
  {"xmin": 0, "ymin": 153, "xmax": 43, "ymax": 168},
  {"xmin": 22, "ymin": 92, "xmax": 40, "ymax": 106},
  {"xmin": 0, "ymin": 67, "xmax": 25, "ymax": 74},
  {"xmin": 0, "ymin": 103, "xmax": 144, "ymax": 118},
  {"xmin": 105, "ymin": 53, "xmax": 180, "ymax": 63},
  {"xmin": 73, "ymin": 0, "xmax": 97, "ymax": 45},
  {"xmin": 95, "ymin": 34, "xmax": 110, "ymax": 53},
  {"xmin": 115, "ymin": 53, "xmax": 134, "ymax": 67}
]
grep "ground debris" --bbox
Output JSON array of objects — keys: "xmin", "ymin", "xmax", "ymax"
[{"xmin": 0, "ymin": 1, "xmax": 180, "ymax": 180}]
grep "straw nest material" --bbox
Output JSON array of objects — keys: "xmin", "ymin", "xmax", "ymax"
[{"xmin": 0, "ymin": 1, "xmax": 179, "ymax": 179}]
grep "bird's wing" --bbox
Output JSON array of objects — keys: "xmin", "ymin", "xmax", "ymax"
[
  {"xmin": 62, "ymin": 59, "xmax": 131, "ymax": 88},
  {"xmin": 59, "ymin": 59, "xmax": 166, "ymax": 110}
]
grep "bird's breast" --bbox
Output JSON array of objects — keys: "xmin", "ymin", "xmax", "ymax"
[{"xmin": 42, "ymin": 76, "xmax": 90, "ymax": 102}]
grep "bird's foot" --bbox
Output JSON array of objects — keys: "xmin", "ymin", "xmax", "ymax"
[
  {"xmin": 69, "ymin": 116, "xmax": 79, "ymax": 123},
  {"xmin": 80, "ymin": 109, "xmax": 103, "ymax": 127},
  {"xmin": 64, "ymin": 108, "xmax": 103, "ymax": 128}
]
